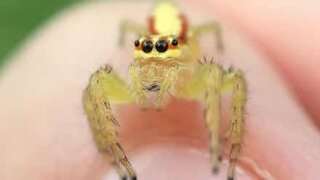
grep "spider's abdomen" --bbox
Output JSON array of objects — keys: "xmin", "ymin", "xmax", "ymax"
[{"xmin": 148, "ymin": 2, "xmax": 188, "ymax": 38}]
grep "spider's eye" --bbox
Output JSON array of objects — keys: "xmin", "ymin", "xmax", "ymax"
[
  {"xmin": 134, "ymin": 40, "xmax": 140, "ymax": 47},
  {"xmin": 171, "ymin": 39, "xmax": 178, "ymax": 46},
  {"xmin": 142, "ymin": 40, "xmax": 153, "ymax": 53},
  {"xmin": 155, "ymin": 40, "xmax": 168, "ymax": 53}
]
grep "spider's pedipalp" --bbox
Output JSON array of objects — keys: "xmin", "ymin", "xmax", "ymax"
[
  {"xmin": 129, "ymin": 64, "xmax": 147, "ymax": 108},
  {"xmin": 155, "ymin": 65, "xmax": 179, "ymax": 109}
]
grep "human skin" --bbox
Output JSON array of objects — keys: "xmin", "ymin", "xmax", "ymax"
[
  {"xmin": 194, "ymin": 0, "xmax": 320, "ymax": 128},
  {"xmin": 0, "ymin": 1, "xmax": 319, "ymax": 180}
]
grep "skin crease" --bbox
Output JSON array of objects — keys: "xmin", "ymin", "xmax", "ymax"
[{"xmin": 0, "ymin": 1, "xmax": 319, "ymax": 180}]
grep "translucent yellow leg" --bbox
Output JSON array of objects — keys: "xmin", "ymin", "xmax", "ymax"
[
  {"xmin": 119, "ymin": 20, "xmax": 148, "ymax": 46},
  {"xmin": 177, "ymin": 62, "xmax": 225, "ymax": 172},
  {"xmin": 83, "ymin": 65, "xmax": 136, "ymax": 180},
  {"xmin": 200, "ymin": 63, "xmax": 224, "ymax": 173},
  {"xmin": 191, "ymin": 22, "xmax": 224, "ymax": 52},
  {"xmin": 222, "ymin": 69, "xmax": 247, "ymax": 180},
  {"xmin": 177, "ymin": 63, "xmax": 249, "ymax": 179},
  {"xmin": 105, "ymin": 145, "xmax": 126, "ymax": 179}
]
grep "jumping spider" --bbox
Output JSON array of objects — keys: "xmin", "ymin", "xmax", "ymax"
[{"xmin": 83, "ymin": 2, "xmax": 246, "ymax": 180}]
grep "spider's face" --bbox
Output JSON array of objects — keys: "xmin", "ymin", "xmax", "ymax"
[{"xmin": 133, "ymin": 35, "xmax": 183, "ymax": 60}]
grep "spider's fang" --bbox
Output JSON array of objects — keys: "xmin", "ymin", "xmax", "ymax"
[{"xmin": 146, "ymin": 83, "xmax": 160, "ymax": 92}]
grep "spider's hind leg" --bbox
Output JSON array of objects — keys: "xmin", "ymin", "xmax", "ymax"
[
  {"xmin": 119, "ymin": 20, "xmax": 148, "ymax": 46},
  {"xmin": 191, "ymin": 22, "xmax": 224, "ymax": 52}
]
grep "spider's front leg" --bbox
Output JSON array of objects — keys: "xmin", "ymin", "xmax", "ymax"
[
  {"xmin": 222, "ymin": 68, "xmax": 247, "ymax": 180},
  {"xmin": 83, "ymin": 65, "xmax": 137, "ymax": 180}
]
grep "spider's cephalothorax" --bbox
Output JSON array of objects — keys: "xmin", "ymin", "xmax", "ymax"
[
  {"xmin": 130, "ymin": 35, "xmax": 183, "ymax": 109},
  {"xmin": 119, "ymin": 1, "xmax": 224, "ymax": 52},
  {"xmin": 130, "ymin": 34, "xmax": 205, "ymax": 109},
  {"xmin": 83, "ymin": 2, "xmax": 250, "ymax": 180}
]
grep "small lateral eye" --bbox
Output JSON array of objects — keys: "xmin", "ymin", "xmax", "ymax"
[
  {"xmin": 171, "ymin": 39, "xmax": 178, "ymax": 46},
  {"xmin": 134, "ymin": 40, "xmax": 140, "ymax": 47},
  {"xmin": 142, "ymin": 40, "xmax": 153, "ymax": 53}
]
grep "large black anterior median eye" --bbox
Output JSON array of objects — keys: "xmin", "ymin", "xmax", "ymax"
[
  {"xmin": 155, "ymin": 40, "xmax": 168, "ymax": 53},
  {"xmin": 142, "ymin": 40, "xmax": 153, "ymax": 53}
]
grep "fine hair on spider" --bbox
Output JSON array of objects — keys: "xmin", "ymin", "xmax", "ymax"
[{"xmin": 82, "ymin": 1, "xmax": 271, "ymax": 180}]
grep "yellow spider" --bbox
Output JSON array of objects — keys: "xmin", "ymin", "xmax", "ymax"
[{"xmin": 83, "ymin": 2, "xmax": 246, "ymax": 180}]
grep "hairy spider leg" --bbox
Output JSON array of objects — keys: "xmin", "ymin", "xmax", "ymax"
[
  {"xmin": 176, "ymin": 63, "xmax": 246, "ymax": 180},
  {"xmin": 83, "ymin": 66, "xmax": 137, "ymax": 180},
  {"xmin": 176, "ymin": 63, "xmax": 224, "ymax": 172},
  {"xmin": 222, "ymin": 68, "xmax": 247, "ymax": 180}
]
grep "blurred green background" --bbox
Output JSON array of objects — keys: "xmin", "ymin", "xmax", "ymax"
[{"xmin": 0, "ymin": 0, "xmax": 80, "ymax": 68}]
